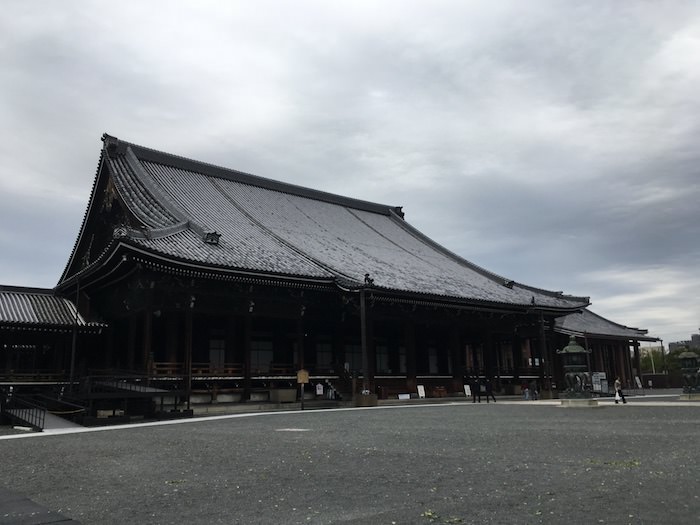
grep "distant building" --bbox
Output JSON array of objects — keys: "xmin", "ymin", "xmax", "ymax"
[
  {"xmin": 669, "ymin": 341, "xmax": 692, "ymax": 351},
  {"xmin": 669, "ymin": 335, "xmax": 700, "ymax": 351}
]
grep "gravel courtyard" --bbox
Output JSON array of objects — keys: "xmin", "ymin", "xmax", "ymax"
[{"xmin": 1, "ymin": 401, "xmax": 699, "ymax": 524}]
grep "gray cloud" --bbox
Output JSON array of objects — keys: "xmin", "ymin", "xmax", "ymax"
[{"xmin": 1, "ymin": 0, "xmax": 698, "ymax": 343}]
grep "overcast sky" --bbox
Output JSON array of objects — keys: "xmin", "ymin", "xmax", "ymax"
[{"xmin": 1, "ymin": 1, "xmax": 698, "ymax": 345}]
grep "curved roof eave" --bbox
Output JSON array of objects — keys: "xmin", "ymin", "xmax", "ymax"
[
  {"xmin": 385, "ymin": 211, "xmax": 590, "ymax": 307},
  {"xmin": 57, "ymin": 150, "xmax": 108, "ymax": 285},
  {"xmin": 556, "ymin": 326, "xmax": 659, "ymax": 343}
]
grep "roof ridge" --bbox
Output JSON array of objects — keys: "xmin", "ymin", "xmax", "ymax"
[
  {"xmin": 102, "ymin": 134, "xmax": 403, "ymax": 217},
  {"xmin": 0, "ymin": 285, "xmax": 55, "ymax": 295}
]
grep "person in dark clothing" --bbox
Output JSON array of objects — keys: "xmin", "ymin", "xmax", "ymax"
[
  {"xmin": 529, "ymin": 380, "xmax": 539, "ymax": 400},
  {"xmin": 485, "ymin": 379, "xmax": 496, "ymax": 403}
]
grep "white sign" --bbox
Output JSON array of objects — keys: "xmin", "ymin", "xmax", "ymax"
[
  {"xmin": 316, "ymin": 383, "xmax": 324, "ymax": 396},
  {"xmin": 464, "ymin": 385, "xmax": 472, "ymax": 397},
  {"xmin": 591, "ymin": 372, "xmax": 607, "ymax": 392},
  {"xmin": 635, "ymin": 376, "xmax": 642, "ymax": 389},
  {"xmin": 417, "ymin": 385, "xmax": 426, "ymax": 399}
]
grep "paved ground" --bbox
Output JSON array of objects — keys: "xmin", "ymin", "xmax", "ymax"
[{"xmin": 1, "ymin": 395, "xmax": 699, "ymax": 524}]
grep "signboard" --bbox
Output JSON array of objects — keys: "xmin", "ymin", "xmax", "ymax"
[
  {"xmin": 417, "ymin": 385, "xmax": 426, "ymax": 399},
  {"xmin": 464, "ymin": 384, "xmax": 472, "ymax": 397},
  {"xmin": 591, "ymin": 372, "xmax": 606, "ymax": 393},
  {"xmin": 635, "ymin": 376, "xmax": 642, "ymax": 389},
  {"xmin": 296, "ymin": 369, "xmax": 309, "ymax": 384},
  {"xmin": 315, "ymin": 383, "xmax": 324, "ymax": 396}
]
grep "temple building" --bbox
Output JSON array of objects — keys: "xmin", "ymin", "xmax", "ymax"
[{"xmin": 1, "ymin": 134, "xmax": 658, "ymax": 418}]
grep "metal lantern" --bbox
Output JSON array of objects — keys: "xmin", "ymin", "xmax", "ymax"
[
  {"xmin": 678, "ymin": 351, "xmax": 699, "ymax": 394},
  {"xmin": 557, "ymin": 335, "xmax": 591, "ymax": 398}
]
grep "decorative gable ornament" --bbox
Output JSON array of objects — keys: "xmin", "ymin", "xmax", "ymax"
[
  {"xmin": 113, "ymin": 226, "xmax": 129, "ymax": 239},
  {"xmin": 203, "ymin": 231, "xmax": 221, "ymax": 245}
]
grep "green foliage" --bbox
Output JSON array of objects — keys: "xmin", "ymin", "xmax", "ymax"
[
  {"xmin": 641, "ymin": 346, "xmax": 687, "ymax": 373},
  {"xmin": 665, "ymin": 347, "xmax": 688, "ymax": 371},
  {"xmin": 641, "ymin": 348, "xmax": 664, "ymax": 373}
]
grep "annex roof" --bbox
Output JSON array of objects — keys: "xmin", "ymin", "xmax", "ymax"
[
  {"xmin": 60, "ymin": 134, "xmax": 590, "ymax": 311},
  {"xmin": 0, "ymin": 285, "xmax": 101, "ymax": 329},
  {"xmin": 554, "ymin": 308, "xmax": 658, "ymax": 342}
]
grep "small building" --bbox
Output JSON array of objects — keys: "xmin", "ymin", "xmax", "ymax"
[
  {"xmin": 553, "ymin": 308, "xmax": 658, "ymax": 390},
  {"xmin": 0, "ymin": 285, "xmax": 104, "ymax": 383}
]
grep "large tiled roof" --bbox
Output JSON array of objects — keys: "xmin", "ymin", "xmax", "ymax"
[
  {"xmin": 0, "ymin": 286, "xmax": 99, "ymax": 328},
  {"xmin": 64, "ymin": 135, "xmax": 590, "ymax": 310},
  {"xmin": 554, "ymin": 308, "xmax": 657, "ymax": 341}
]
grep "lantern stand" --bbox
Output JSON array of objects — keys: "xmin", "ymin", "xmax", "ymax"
[{"xmin": 556, "ymin": 335, "xmax": 599, "ymax": 407}]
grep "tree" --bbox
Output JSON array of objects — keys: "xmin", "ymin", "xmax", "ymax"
[
  {"xmin": 663, "ymin": 347, "xmax": 687, "ymax": 372},
  {"xmin": 641, "ymin": 348, "xmax": 664, "ymax": 373},
  {"xmin": 640, "ymin": 346, "xmax": 686, "ymax": 373}
]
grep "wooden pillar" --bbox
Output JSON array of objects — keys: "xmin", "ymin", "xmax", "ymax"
[
  {"xmin": 332, "ymin": 316, "xmax": 345, "ymax": 374},
  {"xmin": 367, "ymin": 315, "xmax": 375, "ymax": 393},
  {"xmin": 632, "ymin": 341, "xmax": 641, "ymax": 384},
  {"xmin": 449, "ymin": 325, "xmax": 462, "ymax": 393},
  {"xmin": 143, "ymin": 310, "xmax": 152, "ymax": 374},
  {"xmin": 166, "ymin": 317, "xmax": 178, "ymax": 365},
  {"xmin": 591, "ymin": 341, "xmax": 600, "ymax": 372},
  {"xmin": 405, "ymin": 320, "xmax": 417, "ymax": 392},
  {"xmin": 243, "ymin": 313, "xmax": 252, "ymax": 401},
  {"xmin": 484, "ymin": 329, "xmax": 494, "ymax": 379},
  {"xmin": 512, "ymin": 334, "xmax": 521, "ymax": 385},
  {"xmin": 627, "ymin": 343, "xmax": 634, "ymax": 384},
  {"xmin": 495, "ymin": 339, "xmax": 502, "ymax": 384},
  {"xmin": 537, "ymin": 313, "xmax": 546, "ymax": 389},
  {"xmin": 103, "ymin": 326, "xmax": 114, "ymax": 369},
  {"xmin": 2, "ymin": 330, "xmax": 9, "ymax": 372},
  {"xmin": 545, "ymin": 331, "xmax": 555, "ymax": 390},
  {"xmin": 184, "ymin": 310, "xmax": 193, "ymax": 410},
  {"xmin": 127, "ymin": 315, "xmax": 137, "ymax": 371},
  {"xmin": 225, "ymin": 314, "xmax": 237, "ymax": 366},
  {"xmin": 297, "ymin": 317, "xmax": 305, "ymax": 371},
  {"xmin": 359, "ymin": 289, "xmax": 373, "ymax": 392}
]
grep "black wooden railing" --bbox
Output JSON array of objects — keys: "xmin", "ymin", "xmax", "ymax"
[{"xmin": 1, "ymin": 392, "xmax": 47, "ymax": 431}]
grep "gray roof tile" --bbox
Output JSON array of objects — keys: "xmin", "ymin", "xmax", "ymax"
[
  {"xmin": 87, "ymin": 136, "xmax": 590, "ymax": 309},
  {"xmin": 554, "ymin": 308, "xmax": 656, "ymax": 341},
  {"xmin": 0, "ymin": 286, "xmax": 97, "ymax": 327}
]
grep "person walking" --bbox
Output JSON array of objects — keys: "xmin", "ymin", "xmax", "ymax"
[
  {"xmin": 522, "ymin": 382, "xmax": 530, "ymax": 400},
  {"xmin": 529, "ymin": 380, "xmax": 539, "ymax": 401},
  {"xmin": 485, "ymin": 378, "xmax": 496, "ymax": 403},
  {"xmin": 614, "ymin": 377, "xmax": 627, "ymax": 404},
  {"xmin": 472, "ymin": 377, "xmax": 481, "ymax": 403}
]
